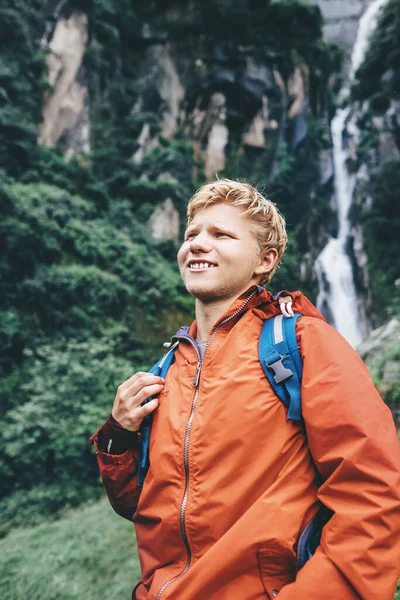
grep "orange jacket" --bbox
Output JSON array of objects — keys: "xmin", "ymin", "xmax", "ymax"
[{"xmin": 92, "ymin": 287, "xmax": 400, "ymax": 600}]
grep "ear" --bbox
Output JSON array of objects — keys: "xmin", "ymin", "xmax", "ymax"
[{"xmin": 254, "ymin": 248, "xmax": 278, "ymax": 277}]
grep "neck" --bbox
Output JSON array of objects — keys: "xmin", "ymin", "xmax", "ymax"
[
  {"xmin": 194, "ymin": 283, "xmax": 261, "ymax": 341},
  {"xmin": 195, "ymin": 297, "xmax": 234, "ymax": 342}
]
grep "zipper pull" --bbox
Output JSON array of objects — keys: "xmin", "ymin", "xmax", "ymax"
[{"xmin": 193, "ymin": 362, "xmax": 201, "ymax": 387}]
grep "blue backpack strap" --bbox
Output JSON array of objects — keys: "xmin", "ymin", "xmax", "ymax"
[
  {"xmin": 137, "ymin": 341, "xmax": 179, "ymax": 487},
  {"xmin": 258, "ymin": 313, "xmax": 303, "ymax": 421},
  {"xmin": 259, "ymin": 313, "xmax": 332, "ymax": 568}
]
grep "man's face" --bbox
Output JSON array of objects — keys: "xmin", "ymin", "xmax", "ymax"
[{"xmin": 177, "ymin": 203, "xmax": 272, "ymax": 303}]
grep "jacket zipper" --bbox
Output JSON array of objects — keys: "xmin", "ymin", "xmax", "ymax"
[
  {"xmin": 156, "ymin": 289, "xmax": 257, "ymax": 599},
  {"xmin": 155, "ymin": 341, "xmax": 200, "ymax": 600}
]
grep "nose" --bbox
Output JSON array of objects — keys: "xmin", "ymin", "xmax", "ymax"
[{"xmin": 189, "ymin": 232, "xmax": 212, "ymax": 254}]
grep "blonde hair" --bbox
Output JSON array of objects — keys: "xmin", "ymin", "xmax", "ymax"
[{"xmin": 186, "ymin": 179, "xmax": 287, "ymax": 286}]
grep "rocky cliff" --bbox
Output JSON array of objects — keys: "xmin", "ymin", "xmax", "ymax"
[
  {"xmin": 311, "ymin": 0, "xmax": 376, "ymax": 57},
  {"xmin": 35, "ymin": 1, "xmax": 345, "ymax": 302},
  {"xmin": 40, "ymin": 2, "xmax": 327, "ymax": 180},
  {"xmin": 5, "ymin": 0, "xmax": 398, "ymax": 323}
]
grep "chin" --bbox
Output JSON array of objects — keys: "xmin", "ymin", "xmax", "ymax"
[
  {"xmin": 184, "ymin": 281, "xmax": 216, "ymax": 301},
  {"xmin": 186, "ymin": 281, "xmax": 242, "ymax": 303},
  {"xmin": 186, "ymin": 286, "xmax": 213, "ymax": 301}
]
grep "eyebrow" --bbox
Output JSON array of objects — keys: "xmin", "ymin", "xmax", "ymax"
[
  {"xmin": 184, "ymin": 225, "xmax": 197, "ymax": 235},
  {"xmin": 185, "ymin": 224, "xmax": 238, "ymax": 237}
]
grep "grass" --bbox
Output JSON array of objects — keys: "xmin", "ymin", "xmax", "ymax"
[
  {"xmin": 0, "ymin": 498, "xmax": 398, "ymax": 600},
  {"xmin": 0, "ymin": 499, "xmax": 140, "ymax": 600}
]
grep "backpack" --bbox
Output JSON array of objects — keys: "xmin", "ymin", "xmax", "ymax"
[{"xmin": 138, "ymin": 312, "xmax": 331, "ymax": 569}]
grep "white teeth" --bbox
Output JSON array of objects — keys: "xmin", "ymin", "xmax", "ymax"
[{"xmin": 189, "ymin": 262, "xmax": 215, "ymax": 269}]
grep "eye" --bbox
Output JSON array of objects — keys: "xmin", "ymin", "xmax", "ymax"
[
  {"xmin": 185, "ymin": 232, "xmax": 197, "ymax": 241},
  {"xmin": 215, "ymin": 231, "xmax": 230, "ymax": 238}
]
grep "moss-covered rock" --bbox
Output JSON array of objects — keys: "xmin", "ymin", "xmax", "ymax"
[{"xmin": 359, "ymin": 317, "xmax": 400, "ymax": 430}]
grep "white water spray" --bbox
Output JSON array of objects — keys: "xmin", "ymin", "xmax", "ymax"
[{"xmin": 315, "ymin": 0, "xmax": 389, "ymax": 347}]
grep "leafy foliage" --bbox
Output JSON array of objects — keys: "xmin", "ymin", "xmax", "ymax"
[
  {"xmin": 356, "ymin": 161, "xmax": 400, "ymax": 317},
  {"xmin": 350, "ymin": 0, "xmax": 400, "ymax": 319},
  {"xmin": 0, "ymin": 0, "xmax": 196, "ymax": 523},
  {"xmin": 352, "ymin": 0, "xmax": 400, "ymax": 105},
  {"xmin": 1, "ymin": 340, "xmax": 131, "ymax": 507},
  {"xmin": 0, "ymin": 0, "xmax": 342, "ymax": 527}
]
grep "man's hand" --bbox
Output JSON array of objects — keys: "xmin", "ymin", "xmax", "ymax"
[{"xmin": 112, "ymin": 372, "xmax": 164, "ymax": 432}]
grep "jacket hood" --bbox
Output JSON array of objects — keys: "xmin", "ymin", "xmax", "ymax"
[{"xmin": 258, "ymin": 288, "xmax": 326, "ymax": 322}]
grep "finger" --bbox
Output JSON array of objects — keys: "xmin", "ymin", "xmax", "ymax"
[
  {"xmin": 125, "ymin": 374, "xmax": 164, "ymax": 399},
  {"xmin": 136, "ymin": 398, "xmax": 159, "ymax": 420},
  {"xmin": 118, "ymin": 371, "xmax": 149, "ymax": 391},
  {"xmin": 135, "ymin": 383, "xmax": 165, "ymax": 406},
  {"xmin": 112, "ymin": 386, "xmax": 162, "ymax": 428}
]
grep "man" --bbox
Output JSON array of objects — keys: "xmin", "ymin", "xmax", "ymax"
[{"xmin": 91, "ymin": 179, "xmax": 400, "ymax": 600}]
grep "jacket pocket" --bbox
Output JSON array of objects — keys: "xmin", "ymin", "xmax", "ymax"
[{"xmin": 257, "ymin": 547, "xmax": 297, "ymax": 599}]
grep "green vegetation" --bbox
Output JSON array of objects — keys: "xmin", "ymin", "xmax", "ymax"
[
  {"xmin": 351, "ymin": 0, "xmax": 400, "ymax": 320},
  {"xmin": 0, "ymin": 0, "xmax": 342, "ymax": 530},
  {"xmin": 367, "ymin": 334, "xmax": 400, "ymax": 427},
  {"xmin": 0, "ymin": 0, "xmax": 197, "ymax": 531},
  {"xmin": 0, "ymin": 498, "xmax": 398, "ymax": 599},
  {"xmin": 347, "ymin": 0, "xmax": 400, "ymax": 426},
  {"xmin": 357, "ymin": 161, "xmax": 400, "ymax": 318},
  {"xmin": 0, "ymin": 0, "xmax": 398, "ymax": 595},
  {"xmin": 352, "ymin": 0, "xmax": 400, "ymax": 106},
  {"xmin": 0, "ymin": 499, "xmax": 139, "ymax": 600}
]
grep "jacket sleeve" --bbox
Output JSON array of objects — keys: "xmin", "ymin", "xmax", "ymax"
[
  {"xmin": 90, "ymin": 427, "xmax": 142, "ymax": 521},
  {"xmin": 279, "ymin": 317, "xmax": 400, "ymax": 600}
]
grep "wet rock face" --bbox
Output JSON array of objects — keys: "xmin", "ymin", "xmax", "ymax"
[
  {"xmin": 138, "ymin": 44, "xmax": 185, "ymax": 139},
  {"xmin": 310, "ymin": 0, "xmax": 375, "ymax": 56},
  {"xmin": 132, "ymin": 31, "xmax": 310, "ymax": 179},
  {"xmin": 202, "ymin": 93, "xmax": 229, "ymax": 179},
  {"xmin": 185, "ymin": 61, "xmax": 280, "ymax": 136},
  {"xmin": 39, "ymin": 12, "xmax": 89, "ymax": 156},
  {"xmin": 39, "ymin": 5, "xmax": 312, "ymax": 179},
  {"xmin": 358, "ymin": 318, "xmax": 400, "ymax": 365},
  {"xmin": 148, "ymin": 198, "xmax": 180, "ymax": 241}
]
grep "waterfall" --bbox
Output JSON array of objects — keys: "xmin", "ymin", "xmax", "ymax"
[{"xmin": 315, "ymin": 0, "xmax": 389, "ymax": 348}]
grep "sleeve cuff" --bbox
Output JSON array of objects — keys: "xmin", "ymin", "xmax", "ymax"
[{"xmin": 90, "ymin": 414, "xmax": 139, "ymax": 454}]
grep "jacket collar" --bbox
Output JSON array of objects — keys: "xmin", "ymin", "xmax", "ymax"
[
  {"xmin": 185, "ymin": 286, "xmax": 273, "ymax": 340},
  {"xmin": 174, "ymin": 286, "xmax": 325, "ymax": 341}
]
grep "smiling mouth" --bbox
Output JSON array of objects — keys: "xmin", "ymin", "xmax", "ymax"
[{"xmin": 188, "ymin": 261, "xmax": 217, "ymax": 270}]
